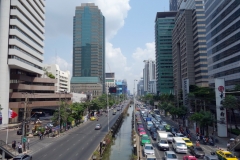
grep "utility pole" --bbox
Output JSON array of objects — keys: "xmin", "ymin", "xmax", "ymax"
[
  {"xmin": 58, "ymin": 92, "xmax": 61, "ymax": 136},
  {"xmin": 107, "ymin": 88, "xmax": 109, "ymax": 132},
  {"xmin": 21, "ymin": 93, "xmax": 31, "ymax": 151}
]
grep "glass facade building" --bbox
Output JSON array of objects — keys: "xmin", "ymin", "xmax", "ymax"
[
  {"xmin": 71, "ymin": 3, "xmax": 105, "ymax": 93},
  {"xmin": 170, "ymin": 0, "xmax": 178, "ymax": 11},
  {"xmin": 155, "ymin": 12, "xmax": 177, "ymax": 94},
  {"xmin": 205, "ymin": 0, "xmax": 240, "ymax": 89}
]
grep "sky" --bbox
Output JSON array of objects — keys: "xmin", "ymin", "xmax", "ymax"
[{"xmin": 44, "ymin": 0, "xmax": 169, "ymax": 93}]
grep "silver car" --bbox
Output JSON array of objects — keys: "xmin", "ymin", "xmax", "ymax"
[
  {"xmin": 146, "ymin": 155, "xmax": 156, "ymax": 160},
  {"xmin": 13, "ymin": 154, "xmax": 32, "ymax": 160},
  {"xmin": 163, "ymin": 151, "xmax": 178, "ymax": 160},
  {"xmin": 143, "ymin": 144, "xmax": 155, "ymax": 156}
]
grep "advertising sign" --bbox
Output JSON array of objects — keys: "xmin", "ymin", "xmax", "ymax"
[
  {"xmin": 182, "ymin": 79, "xmax": 189, "ymax": 107},
  {"xmin": 215, "ymin": 78, "xmax": 227, "ymax": 137}
]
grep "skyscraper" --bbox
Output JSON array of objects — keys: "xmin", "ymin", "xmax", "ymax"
[
  {"xmin": 205, "ymin": 0, "xmax": 240, "ymax": 89},
  {"xmin": 71, "ymin": 3, "xmax": 105, "ymax": 96},
  {"xmin": 143, "ymin": 60, "xmax": 156, "ymax": 94},
  {"xmin": 155, "ymin": 12, "xmax": 177, "ymax": 95},
  {"xmin": 170, "ymin": 0, "xmax": 178, "ymax": 11}
]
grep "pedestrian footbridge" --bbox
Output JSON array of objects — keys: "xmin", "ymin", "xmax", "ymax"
[
  {"xmin": 229, "ymin": 135, "xmax": 240, "ymax": 156},
  {"xmin": 0, "ymin": 140, "xmax": 18, "ymax": 159}
]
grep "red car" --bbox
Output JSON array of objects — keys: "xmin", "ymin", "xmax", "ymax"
[
  {"xmin": 183, "ymin": 155, "xmax": 197, "ymax": 160},
  {"xmin": 139, "ymin": 130, "xmax": 147, "ymax": 136},
  {"xmin": 138, "ymin": 126, "xmax": 144, "ymax": 131}
]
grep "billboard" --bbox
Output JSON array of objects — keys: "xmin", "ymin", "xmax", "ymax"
[
  {"xmin": 215, "ymin": 78, "xmax": 227, "ymax": 137},
  {"xmin": 182, "ymin": 78, "xmax": 189, "ymax": 107}
]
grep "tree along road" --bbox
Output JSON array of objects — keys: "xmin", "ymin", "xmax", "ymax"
[{"xmin": 33, "ymin": 101, "xmax": 129, "ymax": 160}]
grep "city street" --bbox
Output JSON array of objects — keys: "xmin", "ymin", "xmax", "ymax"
[{"xmin": 32, "ymin": 101, "xmax": 129, "ymax": 160}]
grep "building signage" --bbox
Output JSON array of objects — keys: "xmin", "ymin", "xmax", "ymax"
[
  {"xmin": 215, "ymin": 78, "xmax": 227, "ymax": 137},
  {"xmin": 182, "ymin": 78, "xmax": 189, "ymax": 107}
]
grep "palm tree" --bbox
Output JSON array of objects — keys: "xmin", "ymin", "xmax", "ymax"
[{"xmin": 222, "ymin": 95, "xmax": 238, "ymax": 129}]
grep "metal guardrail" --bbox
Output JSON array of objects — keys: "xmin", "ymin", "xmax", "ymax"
[{"xmin": 0, "ymin": 140, "xmax": 18, "ymax": 158}]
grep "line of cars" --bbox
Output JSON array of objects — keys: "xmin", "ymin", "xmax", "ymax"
[{"xmin": 136, "ymin": 104, "xmax": 239, "ymax": 160}]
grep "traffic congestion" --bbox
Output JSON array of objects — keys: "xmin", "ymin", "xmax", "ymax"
[{"xmin": 134, "ymin": 101, "xmax": 238, "ymax": 160}]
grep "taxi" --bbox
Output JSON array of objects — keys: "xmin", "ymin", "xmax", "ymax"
[
  {"xmin": 90, "ymin": 116, "xmax": 96, "ymax": 121},
  {"xmin": 141, "ymin": 134, "xmax": 151, "ymax": 146},
  {"xmin": 216, "ymin": 150, "xmax": 238, "ymax": 160},
  {"xmin": 182, "ymin": 138, "xmax": 193, "ymax": 148}
]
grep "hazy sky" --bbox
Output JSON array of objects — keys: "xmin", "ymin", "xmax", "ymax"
[{"xmin": 44, "ymin": 0, "xmax": 169, "ymax": 93}]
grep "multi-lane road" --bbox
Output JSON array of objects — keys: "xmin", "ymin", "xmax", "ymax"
[
  {"xmin": 137, "ymin": 110, "xmax": 218, "ymax": 160},
  {"xmin": 33, "ymin": 101, "xmax": 129, "ymax": 160}
]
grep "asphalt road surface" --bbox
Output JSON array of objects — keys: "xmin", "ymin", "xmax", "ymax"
[
  {"xmin": 136, "ymin": 110, "xmax": 218, "ymax": 160},
  {"xmin": 32, "ymin": 101, "xmax": 129, "ymax": 160}
]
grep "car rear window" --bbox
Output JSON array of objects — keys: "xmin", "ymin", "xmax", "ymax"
[
  {"xmin": 167, "ymin": 154, "xmax": 177, "ymax": 158},
  {"xmin": 13, "ymin": 158, "xmax": 21, "ymax": 160}
]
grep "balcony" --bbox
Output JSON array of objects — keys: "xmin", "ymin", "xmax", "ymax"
[
  {"xmin": 10, "ymin": 74, "xmax": 57, "ymax": 83},
  {"xmin": 10, "ymin": 84, "xmax": 56, "ymax": 91},
  {"xmin": 9, "ymin": 92, "xmax": 72, "ymax": 99},
  {"xmin": 9, "ymin": 100, "xmax": 72, "ymax": 109}
]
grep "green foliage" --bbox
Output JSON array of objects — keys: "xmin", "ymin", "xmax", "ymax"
[
  {"xmin": 48, "ymin": 73, "xmax": 55, "ymax": 79},
  {"xmin": 190, "ymin": 111, "xmax": 214, "ymax": 127},
  {"xmin": 229, "ymin": 129, "xmax": 240, "ymax": 136},
  {"xmin": 222, "ymin": 95, "xmax": 237, "ymax": 109}
]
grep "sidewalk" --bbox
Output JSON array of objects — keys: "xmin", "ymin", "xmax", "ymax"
[
  {"xmin": 1, "ymin": 120, "xmax": 90, "ymax": 159},
  {"xmin": 164, "ymin": 116, "xmax": 236, "ymax": 151}
]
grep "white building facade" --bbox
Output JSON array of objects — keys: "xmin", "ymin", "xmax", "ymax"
[
  {"xmin": 105, "ymin": 72, "xmax": 115, "ymax": 93},
  {"xmin": 44, "ymin": 64, "xmax": 71, "ymax": 93},
  {"xmin": 148, "ymin": 80, "xmax": 157, "ymax": 94},
  {"xmin": 0, "ymin": 0, "xmax": 45, "ymax": 124},
  {"xmin": 143, "ymin": 60, "xmax": 156, "ymax": 94}
]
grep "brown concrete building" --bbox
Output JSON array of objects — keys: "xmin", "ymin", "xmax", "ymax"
[{"xmin": 9, "ymin": 69, "xmax": 72, "ymax": 123}]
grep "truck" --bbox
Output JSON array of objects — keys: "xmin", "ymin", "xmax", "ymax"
[{"xmin": 157, "ymin": 131, "xmax": 169, "ymax": 151}]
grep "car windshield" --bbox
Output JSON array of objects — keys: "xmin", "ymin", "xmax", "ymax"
[
  {"xmin": 145, "ymin": 146, "xmax": 153, "ymax": 150},
  {"xmin": 13, "ymin": 158, "xmax": 21, "ymax": 160},
  {"xmin": 177, "ymin": 134, "xmax": 184, "ymax": 137},
  {"xmin": 142, "ymin": 136, "xmax": 149, "ymax": 140},
  {"xmin": 195, "ymin": 147, "xmax": 203, "ymax": 151},
  {"xmin": 184, "ymin": 140, "xmax": 191, "ymax": 143},
  {"xmin": 147, "ymin": 158, "xmax": 156, "ymax": 160},
  {"xmin": 160, "ymin": 140, "xmax": 168, "ymax": 144},
  {"xmin": 176, "ymin": 143, "xmax": 186, "ymax": 147},
  {"xmin": 167, "ymin": 154, "xmax": 177, "ymax": 158},
  {"xmin": 225, "ymin": 153, "xmax": 235, "ymax": 158},
  {"xmin": 168, "ymin": 134, "xmax": 173, "ymax": 137}
]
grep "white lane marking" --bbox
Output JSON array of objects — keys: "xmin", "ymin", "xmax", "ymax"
[
  {"xmin": 53, "ymin": 148, "xmax": 56, "ymax": 151},
  {"xmin": 43, "ymin": 154, "xmax": 47, "ymax": 157},
  {"xmin": 59, "ymin": 154, "xmax": 62, "ymax": 157},
  {"xmin": 76, "ymin": 153, "xmax": 78, "ymax": 156}
]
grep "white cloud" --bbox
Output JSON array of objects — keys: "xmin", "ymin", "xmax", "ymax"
[
  {"xmin": 45, "ymin": 0, "xmax": 130, "ymax": 40},
  {"xmin": 106, "ymin": 42, "xmax": 155, "ymax": 93},
  {"xmin": 47, "ymin": 56, "xmax": 72, "ymax": 74}
]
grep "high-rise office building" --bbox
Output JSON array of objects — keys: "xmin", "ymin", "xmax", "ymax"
[
  {"xmin": 172, "ymin": 10, "xmax": 195, "ymax": 96},
  {"xmin": 71, "ymin": 3, "xmax": 105, "ymax": 96},
  {"xmin": 143, "ymin": 60, "xmax": 156, "ymax": 94},
  {"xmin": 170, "ymin": 0, "xmax": 178, "ymax": 11},
  {"xmin": 137, "ymin": 78, "xmax": 144, "ymax": 96},
  {"xmin": 0, "ymin": 0, "xmax": 72, "ymax": 124},
  {"xmin": 179, "ymin": 0, "xmax": 208, "ymax": 87},
  {"xmin": 155, "ymin": 12, "xmax": 177, "ymax": 95},
  {"xmin": 205, "ymin": 0, "xmax": 240, "ymax": 89}
]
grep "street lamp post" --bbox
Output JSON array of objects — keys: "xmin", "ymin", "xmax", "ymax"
[{"xmin": 133, "ymin": 80, "xmax": 138, "ymax": 130}]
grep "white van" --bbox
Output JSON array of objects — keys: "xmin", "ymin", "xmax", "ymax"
[
  {"xmin": 172, "ymin": 137, "xmax": 187, "ymax": 153},
  {"xmin": 147, "ymin": 121, "xmax": 153, "ymax": 130}
]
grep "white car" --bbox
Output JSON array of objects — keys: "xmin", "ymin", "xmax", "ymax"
[
  {"xmin": 146, "ymin": 155, "xmax": 156, "ymax": 160},
  {"xmin": 158, "ymin": 139, "xmax": 169, "ymax": 151},
  {"xmin": 163, "ymin": 151, "xmax": 178, "ymax": 160},
  {"xmin": 143, "ymin": 144, "xmax": 155, "ymax": 157},
  {"xmin": 175, "ymin": 133, "xmax": 184, "ymax": 137}
]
